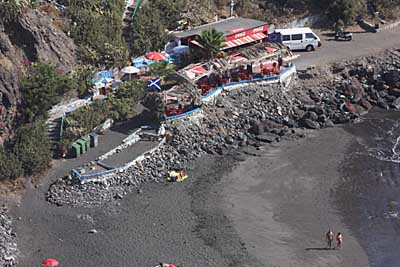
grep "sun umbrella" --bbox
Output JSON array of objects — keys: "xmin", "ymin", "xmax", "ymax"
[
  {"xmin": 145, "ymin": 52, "xmax": 166, "ymax": 61},
  {"xmin": 121, "ymin": 66, "xmax": 140, "ymax": 74},
  {"xmin": 42, "ymin": 259, "xmax": 59, "ymax": 266},
  {"xmin": 189, "ymin": 65, "xmax": 207, "ymax": 74}
]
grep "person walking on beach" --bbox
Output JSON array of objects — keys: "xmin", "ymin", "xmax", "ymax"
[
  {"xmin": 326, "ymin": 229, "xmax": 334, "ymax": 249},
  {"xmin": 336, "ymin": 232, "xmax": 343, "ymax": 250}
]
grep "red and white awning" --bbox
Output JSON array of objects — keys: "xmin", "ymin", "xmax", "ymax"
[{"xmin": 222, "ymin": 32, "xmax": 267, "ymax": 50}]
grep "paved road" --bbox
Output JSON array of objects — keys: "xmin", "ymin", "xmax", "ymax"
[{"xmin": 294, "ymin": 26, "xmax": 400, "ymax": 70}]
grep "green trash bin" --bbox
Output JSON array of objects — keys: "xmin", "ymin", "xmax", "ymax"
[
  {"xmin": 71, "ymin": 143, "xmax": 81, "ymax": 158},
  {"xmin": 82, "ymin": 136, "xmax": 90, "ymax": 151},
  {"xmin": 77, "ymin": 139, "xmax": 87, "ymax": 154}
]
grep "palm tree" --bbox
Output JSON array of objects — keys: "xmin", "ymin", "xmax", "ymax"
[{"xmin": 196, "ymin": 29, "xmax": 225, "ymax": 59}]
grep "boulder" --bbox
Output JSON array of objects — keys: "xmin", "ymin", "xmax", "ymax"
[
  {"xmin": 303, "ymin": 111, "xmax": 319, "ymax": 121},
  {"xmin": 301, "ymin": 118, "xmax": 320, "ymax": 129},
  {"xmin": 383, "ymin": 70, "xmax": 400, "ymax": 87},
  {"xmin": 345, "ymin": 102, "xmax": 357, "ymax": 113},
  {"xmin": 392, "ymin": 97, "xmax": 400, "ymax": 110},
  {"xmin": 389, "ymin": 88, "xmax": 400, "ymax": 97},
  {"xmin": 255, "ymin": 133, "xmax": 276, "ymax": 143},
  {"xmin": 360, "ymin": 98, "xmax": 373, "ymax": 110},
  {"xmin": 377, "ymin": 98, "xmax": 389, "ymax": 110}
]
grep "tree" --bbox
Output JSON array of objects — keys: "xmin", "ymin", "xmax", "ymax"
[
  {"xmin": 20, "ymin": 63, "xmax": 77, "ymax": 121},
  {"xmin": 195, "ymin": 29, "xmax": 225, "ymax": 59},
  {"xmin": 149, "ymin": 61, "xmax": 175, "ymax": 81},
  {"xmin": 13, "ymin": 121, "xmax": 52, "ymax": 176},
  {"xmin": 328, "ymin": 0, "xmax": 365, "ymax": 26}
]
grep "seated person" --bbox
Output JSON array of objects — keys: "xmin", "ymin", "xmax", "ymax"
[{"xmin": 272, "ymin": 62, "xmax": 280, "ymax": 75}]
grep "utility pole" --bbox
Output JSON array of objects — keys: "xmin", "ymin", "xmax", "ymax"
[{"xmin": 230, "ymin": 0, "xmax": 235, "ymax": 17}]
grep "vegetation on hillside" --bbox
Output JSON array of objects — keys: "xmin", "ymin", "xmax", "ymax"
[
  {"xmin": 0, "ymin": 0, "xmax": 39, "ymax": 24},
  {"xmin": 20, "ymin": 63, "xmax": 77, "ymax": 122},
  {"xmin": 65, "ymin": 0, "xmax": 129, "ymax": 67},
  {"xmin": 0, "ymin": 121, "xmax": 51, "ymax": 180},
  {"xmin": 130, "ymin": 0, "xmax": 185, "ymax": 55}
]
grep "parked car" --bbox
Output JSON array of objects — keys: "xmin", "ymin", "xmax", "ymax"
[{"xmin": 275, "ymin": 27, "xmax": 321, "ymax": 52}]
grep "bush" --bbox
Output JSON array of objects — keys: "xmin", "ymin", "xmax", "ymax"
[
  {"xmin": 13, "ymin": 121, "xmax": 52, "ymax": 176},
  {"xmin": 0, "ymin": 146, "xmax": 23, "ymax": 180},
  {"xmin": 149, "ymin": 61, "xmax": 175, "ymax": 80},
  {"xmin": 72, "ymin": 65, "xmax": 95, "ymax": 97},
  {"xmin": 20, "ymin": 63, "xmax": 77, "ymax": 121},
  {"xmin": 108, "ymin": 80, "xmax": 145, "ymax": 121}
]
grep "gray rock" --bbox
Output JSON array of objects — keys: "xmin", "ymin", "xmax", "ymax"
[
  {"xmin": 301, "ymin": 118, "xmax": 320, "ymax": 129},
  {"xmin": 392, "ymin": 97, "xmax": 400, "ymax": 110}
]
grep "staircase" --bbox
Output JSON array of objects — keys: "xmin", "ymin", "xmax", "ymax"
[
  {"xmin": 122, "ymin": 0, "xmax": 139, "ymax": 49},
  {"xmin": 47, "ymin": 117, "xmax": 62, "ymax": 149}
]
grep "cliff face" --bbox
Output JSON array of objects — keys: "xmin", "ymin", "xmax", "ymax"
[{"xmin": 0, "ymin": 8, "xmax": 76, "ymax": 144}]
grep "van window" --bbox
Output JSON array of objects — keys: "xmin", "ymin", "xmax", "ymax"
[
  {"xmin": 291, "ymin": 34, "xmax": 303, "ymax": 41},
  {"xmin": 282, "ymin": 35, "xmax": 290, "ymax": 41},
  {"xmin": 306, "ymin": 33, "xmax": 316, "ymax": 39}
]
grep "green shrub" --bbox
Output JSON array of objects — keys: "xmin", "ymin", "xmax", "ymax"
[
  {"xmin": 13, "ymin": 121, "xmax": 52, "ymax": 176},
  {"xmin": 0, "ymin": 146, "xmax": 23, "ymax": 180},
  {"xmin": 108, "ymin": 80, "xmax": 145, "ymax": 121},
  {"xmin": 149, "ymin": 61, "xmax": 175, "ymax": 80},
  {"xmin": 20, "ymin": 63, "xmax": 77, "ymax": 122},
  {"xmin": 72, "ymin": 65, "xmax": 95, "ymax": 97}
]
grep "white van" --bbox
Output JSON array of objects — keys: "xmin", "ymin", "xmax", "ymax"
[{"xmin": 275, "ymin": 27, "xmax": 321, "ymax": 52}]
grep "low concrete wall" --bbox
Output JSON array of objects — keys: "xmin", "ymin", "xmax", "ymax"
[
  {"xmin": 79, "ymin": 137, "xmax": 167, "ymax": 183},
  {"xmin": 97, "ymin": 129, "xmax": 141, "ymax": 161}
]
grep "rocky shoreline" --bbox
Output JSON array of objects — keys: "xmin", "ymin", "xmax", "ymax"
[
  {"xmin": 0, "ymin": 209, "xmax": 18, "ymax": 267},
  {"xmin": 46, "ymin": 49, "xmax": 400, "ymax": 208}
]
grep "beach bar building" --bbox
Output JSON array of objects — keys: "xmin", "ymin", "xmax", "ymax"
[{"xmin": 173, "ymin": 17, "xmax": 269, "ymax": 51}]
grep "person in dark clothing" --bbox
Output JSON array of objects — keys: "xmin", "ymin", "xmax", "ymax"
[{"xmin": 326, "ymin": 229, "xmax": 334, "ymax": 249}]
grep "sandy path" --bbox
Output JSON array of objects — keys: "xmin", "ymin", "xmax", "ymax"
[{"xmin": 219, "ymin": 128, "xmax": 369, "ymax": 267}]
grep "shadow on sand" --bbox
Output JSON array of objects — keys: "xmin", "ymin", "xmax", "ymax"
[{"xmin": 306, "ymin": 247, "xmax": 335, "ymax": 251}]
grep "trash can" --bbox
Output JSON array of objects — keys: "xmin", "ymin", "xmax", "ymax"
[
  {"xmin": 90, "ymin": 133, "xmax": 98, "ymax": 148},
  {"xmin": 76, "ymin": 139, "xmax": 87, "ymax": 154},
  {"xmin": 82, "ymin": 136, "xmax": 90, "ymax": 151},
  {"xmin": 71, "ymin": 143, "xmax": 81, "ymax": 158}
]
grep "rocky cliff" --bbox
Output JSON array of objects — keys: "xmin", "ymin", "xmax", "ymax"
[{"xmin": 0, "ymin": 8, "xmax": 76, "ymax": 144}]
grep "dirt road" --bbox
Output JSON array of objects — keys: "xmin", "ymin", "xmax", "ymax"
[{"xmin": 294, "ymin": 26, "xmax": 400, "ymax": 69}]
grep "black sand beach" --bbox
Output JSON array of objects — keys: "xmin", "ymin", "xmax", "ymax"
[{"xmin": 10, "ymin": 126, "xmax": 378, "ymax": 267}]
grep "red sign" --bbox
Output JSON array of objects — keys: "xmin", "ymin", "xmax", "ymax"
[{"xmin": 225, "ymin": 24, "xmax": 268, "ymax": 41}]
